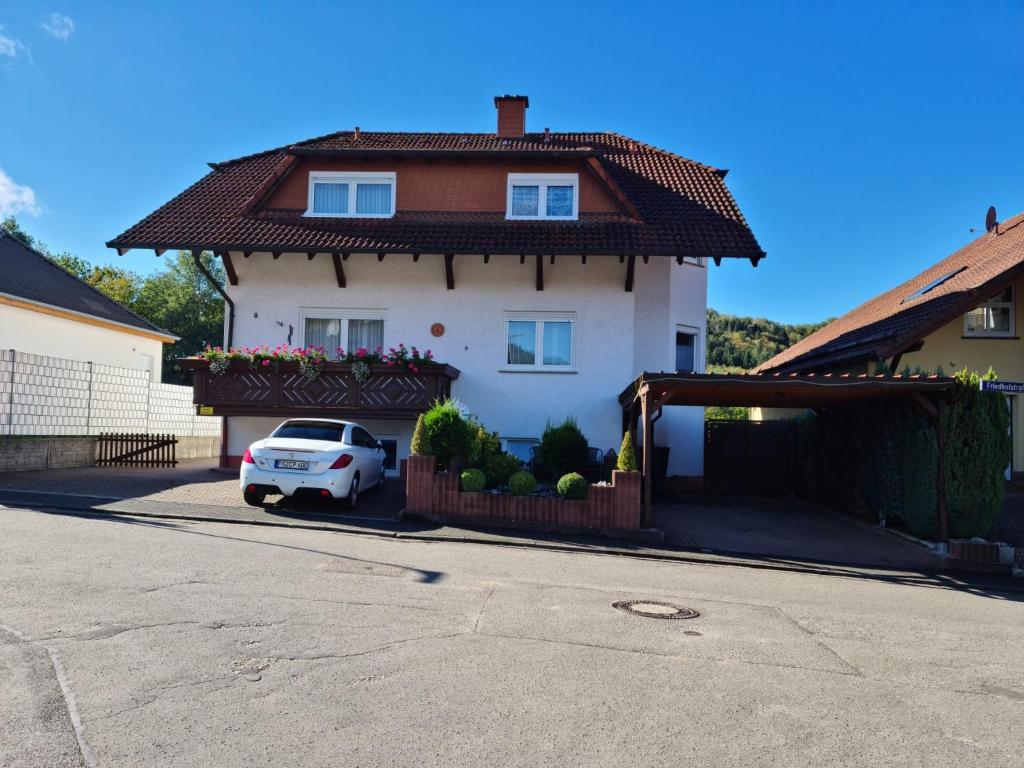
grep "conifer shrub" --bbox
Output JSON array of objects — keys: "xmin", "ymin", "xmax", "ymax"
[
  {"xmin": 556, "ymin": 472, "xmax": 587, "ymax": 500},
  {"xmin": 537, "ymin": 417, "xmax": 588, "ymax": 479},
  {"xmin": 616, "ymin": 432, "xmax": 638, "ymax": 471},
  {"xmin": 420, "ymin": 399, "xmax": 474, "ymax": 470},
  {"xmin": 410, "ymin": 414, "xmax": 430, "ymax": 456},
  {"xmin": 508, "ymin": 471, "xmax": 537, "ymax": 496}
]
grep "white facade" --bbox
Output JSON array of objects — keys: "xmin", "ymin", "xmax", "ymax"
[
  {"xmin": 224, "ymin": 251, "xmax": 707, "ymax": 477},
  {"xmin": 0, "ymin": 301, "xmax": 166, "ymax": 382}
]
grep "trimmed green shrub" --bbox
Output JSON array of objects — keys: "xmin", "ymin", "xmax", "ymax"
[
  {"xmin": 483, "ymin": 451, "xmax": 521, "ymax": 488},
  {"xmin": 616, "ymin": 432, "xmax": 637, "ymax": 471},
  {"xmin": 459, "ymin": 468, "xmax": 486, "ymax": 493},
  {"xmin": 943, "ymin": 369, "xmax": 1010, "ymax": 538},
  {"xmin": 508, "ymin": 471, "xmax": 537, "ymax": 496},
  {"xmin": 410, "ymin": 414, "xmax": 429, "ymax": 456},
  {"xmin": 421, "ymin": 399, "xmax": 474, "ymax": 470},
  {"xmin": 556, "ymin": 472, "xmax": 587, "ymax": 500},
  {"xmin": 538, "ymin": 417, "xmax": 588, "ymax": 479},
  {"xmin": 466, "ymin": 426, "xmax": 520, "ymax": 488}
]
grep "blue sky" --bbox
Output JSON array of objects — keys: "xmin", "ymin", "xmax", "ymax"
[{"xmin": 1, "ymin": 1, "xmax": 1022, "ymax": 324}]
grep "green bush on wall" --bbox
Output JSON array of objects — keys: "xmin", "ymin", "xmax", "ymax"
[
  {"xmin": 795, "ymin": 368, "xmax": 1009, "ymax": 539},
  {"xmin": 556, "ymin": 472, "xmax": 587, "ymax": 500},
  {"xmin": 508, "ymin": 471, "xmax": 537, "ymax": 496},
  {"xmin": 459, "ymin": 468, "xmax": 486, "ymax": 493},
  {"xmin": 468, "ymin": 426, "xmax": 521, "ymax": 488},
  {"xmin": 420, "ymin": 399, "xmax": 475, "ymax": 470}
]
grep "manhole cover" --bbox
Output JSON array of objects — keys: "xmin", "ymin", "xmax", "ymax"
[{"xmin": 612, "ymin": 600, "xmax": 700, "ymax": 620}]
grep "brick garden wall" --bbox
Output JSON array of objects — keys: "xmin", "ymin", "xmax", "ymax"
[{"xmin": 406, "ymin": 455, "xmax": 642, "ymax": 532}]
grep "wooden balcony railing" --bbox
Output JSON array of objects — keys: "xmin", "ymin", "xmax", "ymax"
[{"xmin": 178, "ymin": 358, "xmax": 460, "ymax": 420}]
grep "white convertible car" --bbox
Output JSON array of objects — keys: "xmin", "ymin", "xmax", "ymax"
[{"xmin": 240, "ymin": 419, "xmax": 386, "ymax": 508}]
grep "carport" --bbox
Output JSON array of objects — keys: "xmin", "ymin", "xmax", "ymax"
[{"xmin": 618, "ymin": 372, "xmax": 957, "ymax": 538}]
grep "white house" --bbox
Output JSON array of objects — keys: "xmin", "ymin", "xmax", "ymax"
[
  {"xmin": 0, "ymin": 231, "xmax": 175, "ymax": 380},
  {"xmin": 108, "ymin": 95, "xmax": 764, "ymax": 480}
]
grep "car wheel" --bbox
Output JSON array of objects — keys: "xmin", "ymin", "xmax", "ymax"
[
  {"xmin": 243, "ymin": 488, "xmax": 266, "ymax": 507},
  {"xmin": 346, "ymin": 475, "xmax": 359, "ymax": 510}
]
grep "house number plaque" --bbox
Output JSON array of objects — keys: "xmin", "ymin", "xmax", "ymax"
[{"xmin": 431, "ymin": 323, "xmax": 445, "ymax": 337}]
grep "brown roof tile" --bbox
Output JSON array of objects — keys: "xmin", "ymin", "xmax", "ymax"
[
  {"xmin": 107, "ymin": 131, "xmax": 763, "ymax": 259},
  {"xmin": 757, "ymin": 212, "xmax": 1024, "ymax": 373}
]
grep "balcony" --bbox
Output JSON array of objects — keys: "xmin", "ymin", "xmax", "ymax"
[{"xmin": 178, "ymin": 358, "xmax": 460, "ymax": 420}]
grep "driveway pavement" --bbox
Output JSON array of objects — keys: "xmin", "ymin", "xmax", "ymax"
[
  {"xmin": 657, "ymin": 497, "xmax": 943, "ymax": 570},
  {"xmin": 0, "ymin": 459, "xmax": 404, "ymax": 520},
  {"xmin": 0, "ymin": 507, "xmax": 1022, "ymax": 767}
]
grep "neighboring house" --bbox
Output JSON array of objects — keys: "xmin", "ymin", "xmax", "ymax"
[
  {"xmin": 757, "ymin": 210, "xmax": 1024, "ymax": 475},
  {"xmin": 108, "ymin": 94, "xmax": 763, "ymax": 475},
  {"xmin": 0, "ymin": 231, "xmax": 176, "ymax": 381}
]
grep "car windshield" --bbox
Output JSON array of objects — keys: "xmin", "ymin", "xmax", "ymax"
[{"xmin": 272, "ymin": 422, "xmax": 344, "ymax": 442}]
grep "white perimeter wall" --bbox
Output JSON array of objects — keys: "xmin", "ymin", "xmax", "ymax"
[
  {"xmin": 0, "ymin": 303, "xmax": 164, "ymax": 382},
  {"xmin": 225, "ymin": 252, "xmax": 707, "ymax": 476}
]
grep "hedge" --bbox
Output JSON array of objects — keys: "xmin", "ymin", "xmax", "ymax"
[{"xmin": 796, "ymin": 369, "xmax": 1009, "ymax": 539}]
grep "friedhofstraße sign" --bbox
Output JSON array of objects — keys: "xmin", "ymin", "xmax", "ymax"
[{"xmin": 980, "ymin": 380, "xmax": 1024, "ymax": 394}]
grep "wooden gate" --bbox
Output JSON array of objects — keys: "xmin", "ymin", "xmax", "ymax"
[
  {"xmin": 704, "ymin": 420, "xmax": 796, "ymax": 497},
  {"xmin": 96, "ymin": 433, "xmax": 178, "ymax": 468}
]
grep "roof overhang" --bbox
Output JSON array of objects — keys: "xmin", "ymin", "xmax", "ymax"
[{"xmin": 618, "ymin": 372, "xmax": 956, "ymax": 410}]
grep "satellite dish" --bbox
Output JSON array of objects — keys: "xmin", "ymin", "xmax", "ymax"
[{"xmin": 985, "ymin": 206, "xmax": 998, "ymax": 234}]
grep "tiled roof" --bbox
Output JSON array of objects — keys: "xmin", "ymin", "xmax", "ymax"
[
  {"xmin": 756, "ymin": 211, "xmax": 1024, "ymax": 374},
  {"xmin": 0, "ymin": 232, "xmax": 175, "ymax": 339},
  {"xmin": 107, "ymin": 131, "xmax": 764, "ymax": 259}
]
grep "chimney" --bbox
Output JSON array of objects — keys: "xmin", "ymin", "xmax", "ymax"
[{"xmin": 494, "ymin": 95, "xmax": 529, "ymax": 138}]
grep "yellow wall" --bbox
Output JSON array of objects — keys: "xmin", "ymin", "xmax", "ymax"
[{"xmin": 900, "ymin": 273, "xmax": 1024, "ymax": 472}]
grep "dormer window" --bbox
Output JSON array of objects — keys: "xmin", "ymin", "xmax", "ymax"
[
  {"xmin": 506, "ymin": 173, "xmax": 578, "ymax": 220},
  {"xmin": 306, "ymin": 172, "xmax": 396, "ymax": 218}
]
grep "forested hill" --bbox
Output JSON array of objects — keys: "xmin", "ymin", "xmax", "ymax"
[{"xmin": 706, "ymin": 308, "xmax": 830, "ymax": 371}]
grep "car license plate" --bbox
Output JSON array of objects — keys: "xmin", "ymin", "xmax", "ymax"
[{"xmin": 274, "ymin": 459, "xmax": 310, "ymax": 470}]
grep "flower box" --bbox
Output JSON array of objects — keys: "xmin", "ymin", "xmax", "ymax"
[{"xmin": 177, "ymin": 358, "xmax": 460, "ymax": 419}]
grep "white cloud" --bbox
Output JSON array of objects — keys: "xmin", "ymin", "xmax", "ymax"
[
  {"xmin": 42, "ymin": 12, "xmax": 74, "ymax": 41},
  {"xmin": 0, "ymin": 27, "xmax": 22, "ymax": 58},
  {"xmin": 0, "ymin": 169, "xmax": 40, "ymax": 218}
]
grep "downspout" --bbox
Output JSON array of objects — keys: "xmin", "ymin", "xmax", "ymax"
[
  {"xmin": 191, "ymin": 249, "xmax": 234, "ymax": 348},
  {"xmin": 191, "ymin": 249, "xmax": 235, "ymax": 469}
]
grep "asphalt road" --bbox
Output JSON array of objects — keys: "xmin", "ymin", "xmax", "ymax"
[{"xmin": 0, "ymin": 506, "xmax": 1022, "ymax": 767}]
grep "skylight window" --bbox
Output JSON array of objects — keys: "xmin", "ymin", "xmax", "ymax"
[
  {"xmin": 306, "ymin": 172, "xmax": 396, "ymax": 218},
  {"xmin": 901, "ymin": 266, "xmax": 967, "ymax": 304}
]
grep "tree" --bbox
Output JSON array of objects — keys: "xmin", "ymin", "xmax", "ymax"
[
  {"xmin": 1, "ymin": 218, "xmax": 225, "ymax": 384},
  {"xmin": 135, "ymin": 251, "xmax": 225, "ymax": 384}
]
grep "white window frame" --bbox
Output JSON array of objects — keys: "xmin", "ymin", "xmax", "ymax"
[
  {"xmin": 305, "ymin": 171, "xmax": 396, "ymax": 218},
  {"xmin": 680, "ymin": 256, "xmax": 705, "ymax": 267},
  {"xmin": 502, "ymin": 437, "xmax": 539, "ymax": 464},
  {"xmin": 505, "ymin": 173, "xmax": 579, "ymax": 221},
  {"xmin": 963, "ymin": 286, "xmax": 1015, "ymax": 338},
  {"xmin": 502, "ymin": 311, "xmax": 576, "ymax": 372},
  {"xmin": 299, "ymin": 308, "xmax": 388, "ymax": 353},
  {"xmin": 675, "ymin": 325, "xmax": 700, "ymax": 373}
]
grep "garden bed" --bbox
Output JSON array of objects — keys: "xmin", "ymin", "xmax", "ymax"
[{"xmin": 405, "ymin": 455, "xmax": 642, "ymax": 533}]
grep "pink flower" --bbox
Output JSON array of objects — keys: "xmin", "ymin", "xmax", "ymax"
[{"xmin": 261, "ymin": 359, "xmax": 270, "ymax": 367}]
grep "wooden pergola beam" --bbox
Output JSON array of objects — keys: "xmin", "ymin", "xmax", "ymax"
[
  {"xmin": 624, "ymin": 254, "xmax": 636, "ymax": 292},
  {"xmin": 535, "ymin": 254, "xmax": 544, "ymax": 291},
  {"xmin": 640, "ymin": 385, "xmax": 654, "ymax": 527}
]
